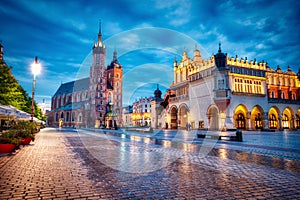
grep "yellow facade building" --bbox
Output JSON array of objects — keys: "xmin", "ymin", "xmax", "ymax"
[{"xmin": 153, "ymin": 44, "xmax": 300, "ymax": 131}]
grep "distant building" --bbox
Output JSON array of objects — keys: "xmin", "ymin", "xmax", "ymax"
[
  {"xmin": 132, "ymin": 97, "xmax": 152, "ymax": 126},
  {"xmin": 48, "ymin": 25, "xmax": 123, "ymax": 128},
  {"xmin": 122, "ymin": 105, "xmax": 133, "ymax": 127},
  {"xmin": 155, "ymin": 44, "xmax": 300, "ymax": 131}
]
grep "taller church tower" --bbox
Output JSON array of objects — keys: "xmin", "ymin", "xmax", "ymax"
[{"xmin": 89, "ymin": 22, "xmax": 107, "ymax": 127}]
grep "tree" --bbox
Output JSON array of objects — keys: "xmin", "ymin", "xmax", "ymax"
[{"xmin": 0, "ymin": 59, "xmax": 45, "ymax": 121}]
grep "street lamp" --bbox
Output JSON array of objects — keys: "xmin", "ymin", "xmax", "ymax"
[{"xmin": 31, "ymin": 56, "xmax": 41, "ymax": 122}]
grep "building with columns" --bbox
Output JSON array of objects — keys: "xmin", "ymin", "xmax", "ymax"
[
  {"xmin": 48, "ymin": 26, "xmax": 123, "ymax": 128},
  {"xmin": 156, "ymin": 44, "xmax": 300, "ymax": 131}
]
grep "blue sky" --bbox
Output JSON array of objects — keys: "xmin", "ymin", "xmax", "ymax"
[{"xmin": 0, "ymin": 0, "xmax": 299, "ymax": 110}]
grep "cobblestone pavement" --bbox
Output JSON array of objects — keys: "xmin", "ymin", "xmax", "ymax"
[{"xmin": 1, "ymin": 128, "xmax": 300, "ymax": 199}]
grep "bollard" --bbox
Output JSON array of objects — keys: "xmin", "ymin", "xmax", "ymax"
[{"xmin": 236, "ymin": 130, "xmax": 243, "ymax": 142}]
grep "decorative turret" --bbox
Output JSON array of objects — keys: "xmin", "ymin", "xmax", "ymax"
[
  {"xmin": 173, "ymin": 57, "xmax": 178, "ymax": 68},
  {"xmin": 275, "ymin": 65, "xmax": 282, "ymax": 73},
  {"xmin": 214, "ymin": 42, "xmax": 227, "ymax": 68},
  {"xmin": 154, "ymin": 84, "xmax": 162, "ymax": 99},
  {"xmin": 107, "ymin": 49, "xmax": 122, "ymax": 69},
  {"xmin": 182, "ymin": 47, "xmax": 188, "ymax": 60},
  {"xmin": 193, "ymin": 44, "xmax": 203, "ymax": 62}
]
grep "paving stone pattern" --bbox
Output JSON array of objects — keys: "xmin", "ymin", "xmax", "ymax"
[{"xmin": 0, "ymin": 128, "xmax": 300, "ymax": 199}]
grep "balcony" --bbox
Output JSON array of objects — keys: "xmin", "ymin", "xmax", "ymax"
[{"xmin": 170, "ymin": 94, "xmax": 189, "ymax": 102}]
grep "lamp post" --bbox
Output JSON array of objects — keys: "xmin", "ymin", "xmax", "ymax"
[{"xmin": 31, "ymin": 56, "xmax": 41, "ymax": 122}]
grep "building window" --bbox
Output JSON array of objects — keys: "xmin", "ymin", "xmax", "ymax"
[
  {"xmin": 253, "ymin": 81, "xmax": 262, "ymax": 94},
  {"xmin": 61, "ymin": 112, "xmax": 64, "ymax": 119},
  {"xmin": 72, "ymin": 112, "xmax": 75, "ymax": 122},
  {"xmin": 55, "ymin": 113, "xmax": 59, "ymax": 122},
  {"xmin": 66, "ymin": 112, "xmax": 69, "ymax": 122},
  {"xmin": 236, "ymin": 113, "xmax": 245, "ymax": 129},
  {"xmin": 78, "ymin": 114, "xmax": 82, "ymax": 122},
  {"xmin": 218, "ymin": 79, "xmax": 225, "ymax": 89},
  {"xmin": 234, "ymin": 78, "xmax": 243, "ymax": 92},
  {"xmin": 282, "ymin": 92, "xmax": 286, "ymax": 99},
  {"xmin": 269, "ymin": 114, "xmax": 277, "ymax": 129},
  {"xmin": 271, "ymin": 91, "xmax": 275, "ymax": 98}
]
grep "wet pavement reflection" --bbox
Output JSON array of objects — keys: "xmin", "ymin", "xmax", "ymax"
[{"xmin": 76, "ymin": 128, "xmax": 300, "ymax": 174}]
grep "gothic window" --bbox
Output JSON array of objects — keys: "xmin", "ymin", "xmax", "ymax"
[
  {"xmin": 282, "ymin": 92, "xmax": 286, "ymax": 99},
  {"xmin": 236, "ymin": 113, "xmax": 245, "ymax": 129},
  {"xmin": 271, "ymin": 91, "xmax": 275, "ymax": 98},
  {"xmin": 61, "ymin": 112, "xmax": 64, "ymax": 119},
  {"xmin": 66, "ymin": 112, "xmax": 69, "ymax": 122},
  {"xmin": 72, "ymin": 112, "xmax": 75, "ymax": 122},
  {"xmin": 78, "ymin": 114, "xmax": 82, "ymax": 122},
  {"xmin": 282, "ymin": 114, "xmax": 289, "ymax": 129},
  {"xmin": 55, "ymin": 113, "xmax": 58, "ymax": 122},
  {"xmin": 269, "ymin": 114, "xmax": 277, "ymax": 129}
]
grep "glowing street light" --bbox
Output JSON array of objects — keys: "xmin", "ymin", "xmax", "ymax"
[{"xmin": 31, "ymin": 56, "xmax": 41, "ymax": 122}]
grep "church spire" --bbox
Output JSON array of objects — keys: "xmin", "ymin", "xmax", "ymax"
[
  {"xmin": 113, "ymin": 47, "xmax": 117, "ymax": 61},
  {"xmin": 218, "ymin": 42, "xmax": 222, "ymax": 53},
  {"xmin": 97, "ymin": 20, "xmax": 102, "ymax": 46},
  {"xmin": 94, "ymin": 20, "xmax": 103, "ymax": 48}
]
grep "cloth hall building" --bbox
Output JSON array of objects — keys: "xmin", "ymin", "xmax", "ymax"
[
  {"xmin": 48, "ymin": 28, "xmax": 123, "ymax": 128},
  {"xmin": 151, "ymin": 44, "xmax": 300, "ymax": 131}
]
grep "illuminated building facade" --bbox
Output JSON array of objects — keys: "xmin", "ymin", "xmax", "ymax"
[
  {"xmin": 48, "ymin": 27, "xmax": 123, "ymax": 128},
  {"xmin": 162, "ymin": 44, "xmax": 300, "ymax": 131},
  {"xmin": 132, "ymin": 97, "xmax": 152, "ymax": 127}
]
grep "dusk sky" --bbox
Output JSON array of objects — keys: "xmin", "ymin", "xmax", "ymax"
[{"xmin": 1, "ymin": 0, "xmax": 300, "ymax": 110}]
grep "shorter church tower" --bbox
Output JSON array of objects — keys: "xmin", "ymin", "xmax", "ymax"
[{"xmin": 107, "ymin": 49, "xmax": 123, "ymax": 126}]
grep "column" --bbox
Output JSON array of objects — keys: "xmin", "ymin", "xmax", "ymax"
[
  {"xmin": 247, "ymin": 111, "xmax": 251, "ymax": 130},
  {"xmin": 262, "ymin": 112, "xmax": 269, "ymax": 130},
  {"xmin": 278, "ymin": 114, "xmax": 282, "ymax": 131}
]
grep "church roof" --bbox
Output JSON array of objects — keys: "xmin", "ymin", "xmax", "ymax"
[{"xmin": 53, "ymin": 77, "xmax": 89, "ymax": 97}]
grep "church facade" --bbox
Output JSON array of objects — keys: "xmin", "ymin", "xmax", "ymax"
[
  {"xmin": 152, "ymin": 44, "xmax": 300, "ymax": 131},
  {"xmin": 48, "ymin": 28, "xmax": 123, "ymax": 128}
]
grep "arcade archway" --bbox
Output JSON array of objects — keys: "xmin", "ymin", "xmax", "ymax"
[
  {"xmin": 268, "ymin": 107, "xmax": 280, "ymax": 129},
  {"xmin": 178, "ymin": 104, "xmax": 189, "ymax": 129},
  {"xmin": 170, "ymin": 106, "xmax": 178, "ymax": 129},
  {"xmin": 282, "ymin": 107, "xmax": 294, "ymax": 129},
  {"xmin": 234, "ymin": 104, "xmax": 248, "ymax": 130},
  {"xmin": 250, "ymin": 105, "xmax": 264, "ymax": 130},
  {"xmin": 207, "ymin": 105, "xmax": 219, "ymax": 130}
]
